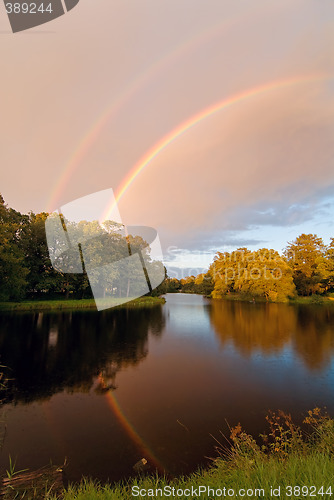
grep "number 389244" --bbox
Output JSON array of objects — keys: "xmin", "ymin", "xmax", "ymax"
[{"xmin": 5, "ymin": 3, "xmax": 53, "ymax": 14}]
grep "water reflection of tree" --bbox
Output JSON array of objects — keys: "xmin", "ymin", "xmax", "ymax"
[
  {"xmin": 293, "ymin": 306, "xmax": 334, "ymax": 370},
  {"xmin": 0, "ymin": 306, "xmax": 165, "ymax": 403},
  {"xmin": 209, "ymin": 300, "xmax": 334, "ymax": 371}
]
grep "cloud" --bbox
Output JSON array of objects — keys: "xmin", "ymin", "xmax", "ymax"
[
  {"xmin": 119, "ymin": 79, "xmax": 334, "ymax": 253},
  {"xmin": 1, "ymin": 0, "xmax": 334, "ymax": 267}
]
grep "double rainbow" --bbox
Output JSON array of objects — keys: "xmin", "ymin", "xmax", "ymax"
[{"xmin": 45, "ymin": 71, "xmax": 331, "ymax": 469}]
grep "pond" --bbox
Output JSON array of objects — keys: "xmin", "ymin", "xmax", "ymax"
[{"xmin": 0, "ymin": 293, "xmax": 334, "ymax": 483}]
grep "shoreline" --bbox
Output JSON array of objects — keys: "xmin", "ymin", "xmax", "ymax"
[
  {"xmin": 2, "ymin": 409, "xmax": 333, "ymax": 499},
  {"xmin": 178, "ymin": 290, "xmax": 334, "ymax": 305},
  {"xmin": 217, "ymin": 294, "xmax": 334, "ymax": 305},
  {"xmin": 0, "ymin": 296, "xmax": 165, "ymax": 312}
]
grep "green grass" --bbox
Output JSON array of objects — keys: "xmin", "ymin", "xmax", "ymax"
[
  {"xmin": 0, "ymin": 296, "xmax": 165, "ymax": 312},
  {"xmin": 56, "ymin": 453, "xmax": 334, "ymax": 500},
  {"xmin": 40, "ymin": 409, "xmax": 334, "ymax": 499},
  {"xmin": 288, "ymin": 295, "xmax": 334, "ymax": 305}
]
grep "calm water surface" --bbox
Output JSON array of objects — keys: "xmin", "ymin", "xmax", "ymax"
[{"xmin": 0, "ymin": 294, "xmax": 334, "ymax": 482}]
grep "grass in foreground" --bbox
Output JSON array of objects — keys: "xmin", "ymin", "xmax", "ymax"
[
  {"xmin": 0, "ymin": 296, "xmax": 165, "ymax": 312},
  {"xmin": 39, "ymin": 408, "xmax": 334, "ymax": 499},
  {"xmin": 58, "ymin": 453, "xmax": 334, "ymax": 500}
]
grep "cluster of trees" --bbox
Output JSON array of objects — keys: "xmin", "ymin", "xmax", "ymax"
[
  {"xmin": 0, "ymin": 195, "xmax": 164, "ymax": 302},
  {"xmin": 1, "ymin": 195, "xmax": 334, "ymax": 303},
  {"xmin": 164, "ymin": 234, "xmax": 334, "ymax": 302},
  {"xmin": 160, "ymin": 274, "xmax": 213, "ymax": 295},
  {"xmin": 211, "ymin": 235, "xmax": 334, "ymax": 301},
  {"xmin": 210, "ymin": 248, "xmax": 295, "ymax": 302},
  {"xmin": 0, "ymin": 195, "xmax": 88, "ymax": 301}
]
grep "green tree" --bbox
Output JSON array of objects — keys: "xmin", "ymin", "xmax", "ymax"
[
  {"xmin": 21, "ymin": 212, "xmax": 91, "ymax": 298},
  {"xmin": 150, "ymin": 266, "xmax": 168, "ymax": 296},
  {"xmin": 284, "ymin": 234, "xmax": 325, "ymax": 296},
  {"xmin": 0, "ymin": 195, "xmax": 28, "ymax": 300},
  {"xmin": 180, "ymin": 275, "xmax": 196, "ymax": 293},
  {"xmin": 317, "ymin": 238, "xmax": 334, "ymax": 293},
  {"xmin": 20, "ymin": 212, "xmax": 59, "ymax": 294},
  {"xmin": 164, "ymin": 278, "xmax": 181, "ymax": 293},
  {"xmin": 194, "ymin": 272, "xmax": 214, "ymax": 295}
]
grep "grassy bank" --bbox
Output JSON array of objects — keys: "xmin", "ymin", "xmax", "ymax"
[
  {"xmin": 213, "ymin": 292, "xmax": 334, "ymax": 305},
  {"xmin": 289, "ymin": 294, "xmax": 334, "ymax": 305},
  {"xmin": 58, "ymin": 453, "xmax": 334, "ymax": 499},
  {"xmin": 35, "ymin": 409, "xmax": 332, "ymax": 499},
  {"xmin": 0, "ymin": 296, "xmax": 165, "ymax": 312}
]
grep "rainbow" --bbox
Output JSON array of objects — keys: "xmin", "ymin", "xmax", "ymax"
[
  {"xmin": 46, "ymin": 15, "xmax": 238, "ymax": 213},
  {"xmin": 45, "ymin": 72, "xmax": 330, "ymax": 459},
  {"xmin": 101, "ymin": 73, "xmax": 329, "ymax": 221},
  {"xmin": 98, "ymin": 374, "xmax": 165, "ymax": 473}
]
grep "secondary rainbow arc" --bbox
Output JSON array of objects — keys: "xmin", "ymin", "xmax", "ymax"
[{"xmin": 102, "ymin": 73, "xmax": 329, "ymax": 221}]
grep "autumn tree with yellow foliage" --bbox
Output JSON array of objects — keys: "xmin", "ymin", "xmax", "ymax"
[{"xmin": 209, "ymin": 248, "xmax": 296, "ymax": 302}]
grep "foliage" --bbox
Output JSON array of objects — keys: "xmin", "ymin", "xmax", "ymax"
[
  {"xmin": 0, "ymin": 195, "xmax": 165, "ymax": 302},
  {"xmin": 165, "ymin": 278, "xmax": 182, "ymax": 293},
  {"xmin": 284, "ymin": 234, "xmax": 326, "ymax": 296},
  {"xmin": 6, "ymin": 455, "xmax": 28, "ymax": 480},
  {"xmin": 0, "ymin": 195, "xmax": 28, "ymax": 300},
  {"xmin": 194, "ymin": 272, "xmax": 214, "ymax": 295},
  {"xmin": 303, "ymin": 407, "xmax": 334, "ymax": 455},
  {"xmin": 1, "ymin": 195, "xmax": 334, "ymax": 304},
  {"xmin": 180, "ymin": 275, "xmax": 196, "ymax": 292},
  {"xmin": 167, "ymin": 273, "xmax": 214, "ymax": 295},
  {"xmin": 260, "ymin": 410, "xmax": 305, "ymax": 458},
  {"xmin": 210, "ymin": 248, "xmax": 296, "ymax": 302},
  {"xmin": 317, "ymin": 238, "xmax": 334, "ymax": 293}
]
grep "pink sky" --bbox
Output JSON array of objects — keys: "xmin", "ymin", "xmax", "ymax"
[{"xmin": 1, "ymin": 0, "xmax": 334, "ymax": 270}]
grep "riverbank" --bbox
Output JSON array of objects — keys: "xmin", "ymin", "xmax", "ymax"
[
  {"xmin": 44, "ymin": 409, "xmax": 334, "ymax": 499},
  {"xmin": 210, "ymin": 292, "xmax": 334, "ymax": 305},
  {"xmin": 59, "ymin": 454, "xmax": 334, "ymax": 499},
  {"xmin": 0, "ymin": 296, "xmax": 165, "ymax": 312}
]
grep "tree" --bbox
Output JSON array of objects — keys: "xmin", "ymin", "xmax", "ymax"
[
  {"xmin": 238, "ymin": 249, "xmax": 296, "ymax": 302},
  {"xmin": 20, "ymin": 212, "xmax": 58, "ymax": 294},
  {"xmin": 317, "ymin": 238, "xmax": 334, "ymax": 292},
  {"xmin": 194, "ymin": 272, "xmax": 214, "ymax": 295},
  {"xmin": 210, "ymin": 248, "xmax": 251, "ymax": 297},
  {"xmin": 284, "ymin": 234, "xmax": 325, "ymax": 295},
  {"xmin": 0, "ymin": 195, "xmax": 28, "ymax": 300},
  {"xmin": 210, "ymin": 247, "xmax": 296, "ymax": 302},
  {"xmin": 20, "ymin": 212, "xmax": 91, "ymax": 298},
  {"xmin": 150, "ymin": 266, "xmax": 168, "ymax": 296},
  {"xmin": 180, "ymin": 275, "xmax": 196, "ymax": 293},
  {"xmin": 164, "ymin": 278, "xmax": 181, "ymax": 293}
]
